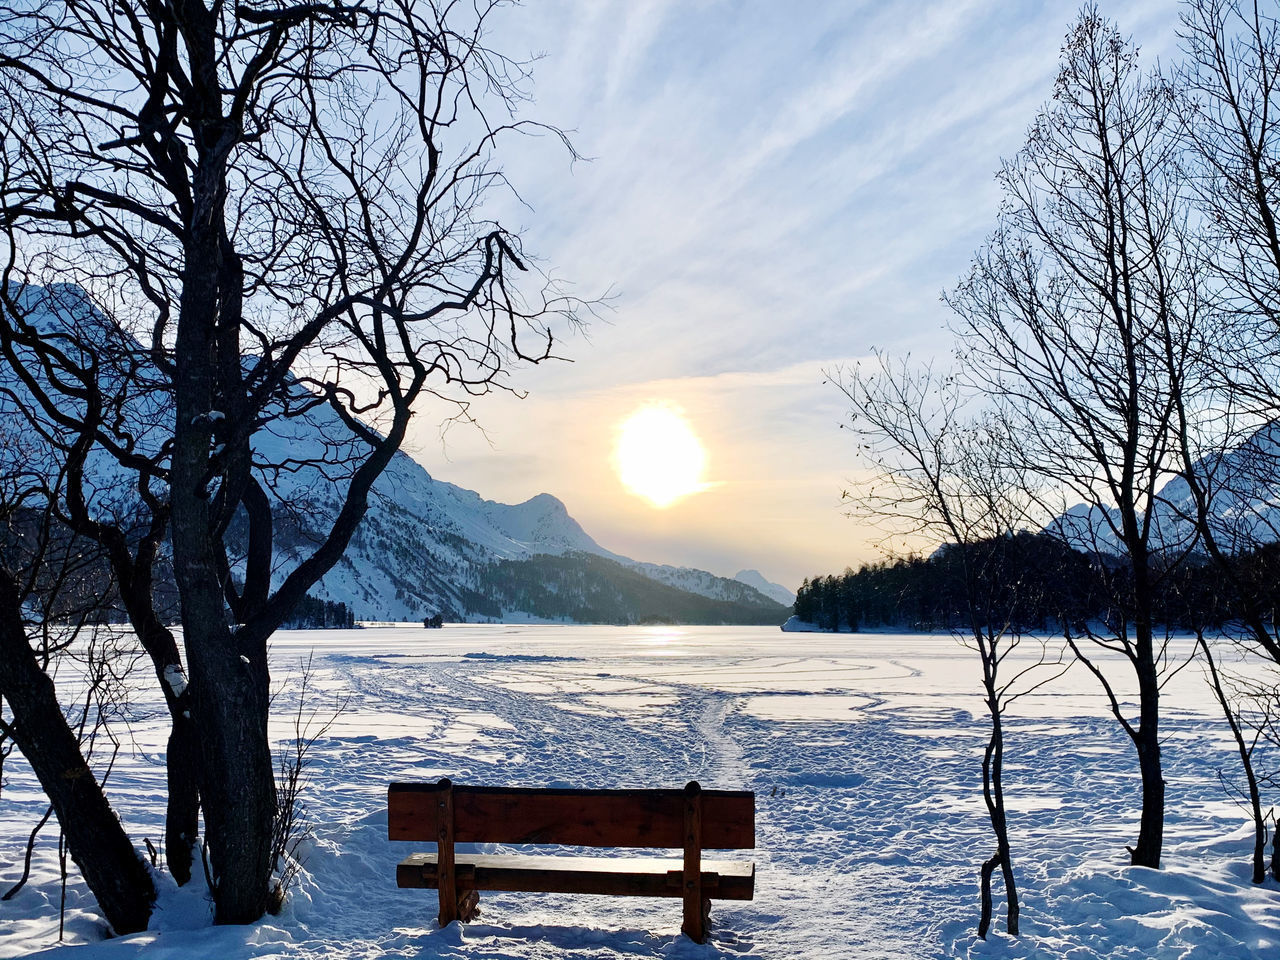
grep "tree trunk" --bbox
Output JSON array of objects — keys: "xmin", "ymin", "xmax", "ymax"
[
  {"xmin": 183, "ymin": 625, "xmax": 276, "ymax": 924},
  {"xmin": 1129, "ymin": 635, "xmax": 1164, "ymax": 869},
  {"xmin": 1199, "ymin": 636, "xmax": 1266, "ymax": 882},
  {"xmin": 980, "ymin": 665, "xmax": 1020, "ymax": 936},
  {"xmin": 998, "ymin": 836, "xmax": 1019, "ymax": 934},
  {"xmin": 123, "ymin": 608, "xmax": 200, "ymax": 886},
  {"xmin": 0, "ymin": 572, "xmax": 154, "ymax": 934},
  {"xmin": 1130, "ymin": 734, "xmax": 1165, "ymax": 869},
  {"xmin": 172, "ymin": 388, "xmax": 277, "ymax": 920},
  {"xmin": 171, "ymin": 206, "xmax": 276, "ymax": 922},
  {"xmin": 1126, "ymin": 543, "xmax": 1165, "ymax": 870},
  {"xmin": 977, "ymin": 852, "xmax": 1000, "ymax": 940},
  {"xmin": 165, "ymin": 714, "xmax": 201, "ymax": 885}
]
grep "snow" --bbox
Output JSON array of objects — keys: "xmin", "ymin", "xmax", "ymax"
[
  {"xmin": 1, "ymin": 626, "xmax": 1277, "ymax": 959},
  {"xmin": 162, "ymin": 664, "xmax": 187, "ymax": 698},
  {"xmin": 779, "ymin": 615, "xmax": 820, "ymax": 632},
  {"xmin": 625, "ymin": 562, "xmax": 781, "ymax": 608}
]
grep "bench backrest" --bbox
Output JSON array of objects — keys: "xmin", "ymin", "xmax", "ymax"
[{"xmin": 388, "ymin": 780, "xmax": 754, "ymax": 849}]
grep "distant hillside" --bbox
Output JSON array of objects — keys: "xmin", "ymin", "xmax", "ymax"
[
  {"xmin": 473, "ymin": 552, "xmax": 789, "ymax": 625},
  {"xmin": 625, "ymin": 561, "xmax": 786, "ymax": 606},
  {"xmin": 733, "ymin": 569, "xmax": 795, "ymax": 606}
]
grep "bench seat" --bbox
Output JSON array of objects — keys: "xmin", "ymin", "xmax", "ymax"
[{"xmin": 397, "ymin": 852, "xmax": 756, "ymax": 900}]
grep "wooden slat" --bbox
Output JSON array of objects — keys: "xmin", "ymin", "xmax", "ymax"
[
  {"xmin": 388, "ymin": 782, "xmax": 754, "ymax": 849},
  {"xmin": 396, "ymin": 852, "xmax": 755, "ymax": 901},
  {"xmin": 389, "ymin": 781, "xmax": 448, "ymax": 841}
]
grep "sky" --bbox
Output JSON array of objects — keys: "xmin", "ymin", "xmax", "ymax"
[{"xmin": 401, "ymin": 0, "xmax": 1186, "ymax": 593}]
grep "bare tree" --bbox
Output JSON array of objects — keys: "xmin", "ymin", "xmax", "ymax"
[
  {"xmin": 1179, "ymin": 0, "xmax": 1280, "ymax": 344},
  {"xmin": 0, "ymin": 442, "xmax": 156, "ymax": 932},
  {"xmin": 836, "ymin": 356, "xmax": 1065, "ymax": 938},
  {"xmin": 1173, "ymin": 0, "xmax": 1280, "ymax": 883},
  {"xmin": 946, "ymin": 8, "xmax": 1201, "ymax": 869},
  {"xmin": 1196, "ymin": 631, "xmax": 1272, "ymax": 881},
  {"xmin": 0, "ymin": 280, "xmax": 201, "ymax": 887},
  {"xmin": 1, "ymin": 0, "xmax": 581, "ymax": 925},
  {"xmin": 268, "ymin": 653, "xmax": 346, "ymax": 912}
]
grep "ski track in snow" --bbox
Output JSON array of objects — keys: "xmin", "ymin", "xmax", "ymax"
[{"xmin": 1, "ymin": 626, "xmax": 1277, "ymax": 959}]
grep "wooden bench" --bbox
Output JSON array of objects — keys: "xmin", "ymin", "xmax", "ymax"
[{"xmin": 388, "ymin": 778, "xmax": 755, "ymax": 943}]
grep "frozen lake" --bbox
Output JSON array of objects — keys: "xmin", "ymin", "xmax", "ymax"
[{"xmin": 2, "ymin": 624, "xmax": 1276, "ymax": 959}]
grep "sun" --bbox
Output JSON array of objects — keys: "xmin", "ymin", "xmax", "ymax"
[{"xmin": 613, "ymin": 403, "xmax": 709, "ymax": 508}]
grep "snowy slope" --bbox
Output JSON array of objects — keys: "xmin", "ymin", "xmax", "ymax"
[
  {"xmin": 270, "ymin": 414, "xmax": 621, "ymax": 621},
  {"xmin": 1047, "ymin": 421, "xmax": 1280, "ymax": 556},
  {"xmin": 733, "ymin": 568, "xmax": 794, "ymax": 606},
  {"xmin": 242, "ymin": 375, "xmax": 780, "ymax": 621}
]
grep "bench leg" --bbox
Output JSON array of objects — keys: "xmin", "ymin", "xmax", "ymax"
[
  {"xmin": 682, "ymin": 897, "xmax": 712, "ymax": 944},
  {"xmin": 457, "ymin": 889, "xmax": 480, "ymax": 923},
  {"xmin": 437, "ymin": 892, "xmax": 456, "ymax": 928},
  {"xmin": 436, "ymin": 779, "xmax": 459, "ymax": 927},
  {"xmin": 437, "ymin": 887, "xmax": 479, "ymax": 926},
  {"xmin": 681, "ymin": 782, "xmax": 706, "ymax": 943},
  {"xmin": 440, "ymin": 859, "xmax": 478, "ymax": 927}
]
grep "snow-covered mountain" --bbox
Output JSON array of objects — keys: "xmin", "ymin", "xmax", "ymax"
[
  {"xmin": 1046, "ymin": 422, "xmax": 1280, "ymax": 556},
  {"xmin": 733, "ymin": 569, "xmax": 795, "ymax": 606},
  {"xmin": 2, "ymin": 284, "xmax": 786, "ymax": 623}
]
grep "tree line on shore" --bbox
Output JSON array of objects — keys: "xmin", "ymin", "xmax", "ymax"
[{"xmin": 794, "ymin": 533, "xmax": 1280, "ymax": 634}]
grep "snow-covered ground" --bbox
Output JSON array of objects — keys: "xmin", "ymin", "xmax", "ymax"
[{"xmin": 2, "ymin": 625, "xmax": 1277, "ymax": 958}]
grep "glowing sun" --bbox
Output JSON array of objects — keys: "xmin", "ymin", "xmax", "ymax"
[{"xmin": 613, "ymin": 403, "xmax": 709, "ymax": 508}]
